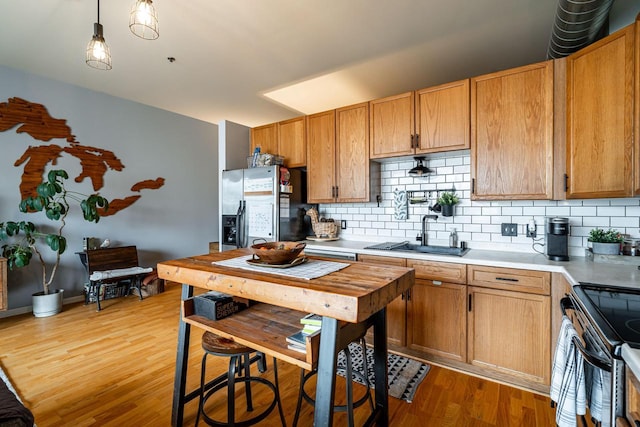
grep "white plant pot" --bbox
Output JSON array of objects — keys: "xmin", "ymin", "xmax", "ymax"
[
  {"xmin": 32, "ymin": 289, "xmax": 64, "ymax": 317},
  {"xmin": 591, "ymin": 242, "xmax": 621, "ymax": 255}
]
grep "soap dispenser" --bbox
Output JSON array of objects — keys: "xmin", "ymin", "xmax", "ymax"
[{"xmin": 449, "ymin": 228, "xmax": 458, "ymax": 248}]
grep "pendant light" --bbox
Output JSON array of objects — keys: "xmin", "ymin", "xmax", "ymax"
[
  {"xmin": 129, "ymin": 0, "xmax": 159, "ymax": 40},
  {"xmin": 408, "ymin": 156, "xmax": 433, "ymax": 176},
  {"xmin": 86, "ymin": 0, "xmax": 112, "ymax": 70}
]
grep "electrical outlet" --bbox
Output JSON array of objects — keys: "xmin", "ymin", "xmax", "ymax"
[
  {"xmin": 526, "ymin": 220, "xmax": 537, "ymax": 238},
  {"xmin": 501, "ymin": 223, "xmax": 518, "ymax": 237},
  {"xmin": 341, "ymin": 220, "xmax": 347, "ymax": 230}
]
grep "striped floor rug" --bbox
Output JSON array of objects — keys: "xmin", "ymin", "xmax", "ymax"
[{"xmin": 336, "ymin": 342, "xmax": 430, "ymax": 403}]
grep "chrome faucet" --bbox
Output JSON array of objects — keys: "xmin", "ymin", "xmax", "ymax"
[{"xmin": 421, "ymin": 214, "xmax": 438, "ymax": 246}]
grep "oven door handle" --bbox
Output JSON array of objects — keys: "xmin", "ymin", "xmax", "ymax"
[{"xmin": 559, "ymin": 297, "xmax": 612, "ymax": 372}]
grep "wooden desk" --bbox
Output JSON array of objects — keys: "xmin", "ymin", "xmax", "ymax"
[{"xmin": 157, "ymin": 249, "xmax": 415, "ymax": 427}]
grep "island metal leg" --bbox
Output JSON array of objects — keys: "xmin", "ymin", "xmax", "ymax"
[
  {"xmin": 172, "ymin": 283, "xmax": 193, "ymax": 427},
  {"xmin": 314, "ymin": 317, "xmax": 339, "ymax": 426},
  {"xmin": 369, "ymin": 307, "xmax": 388, "ymax": 426}
]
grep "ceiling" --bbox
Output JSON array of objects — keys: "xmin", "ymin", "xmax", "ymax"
[{"xmin": 0, "ymin": 1, "xmax": 637, "ymax": 128}]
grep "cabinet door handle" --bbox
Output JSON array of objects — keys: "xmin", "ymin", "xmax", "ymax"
[
  {"xmin": 432, "ymin": 280, "xmax": 442, "ymax": 286},
  {"xmin": 468, "ymin": 294, "xmax": 472, "ymax": 311},
  {"xmin": 335, "ymin": 186, "xmax": 339, "ymax": 199},
  {"xmin": 415, "ymin": 134, "xmax": 420, "ymax": 149},
  {"xmin": 564, "ymin": 174, "xmax": 569, "ymax": 192},
  {"xmin": 496, "ymin": 277, "xmax": 519, "ymax": 282},
  {"xmin": 407, "ymin": 289, "xmax": 411, "ymax": 301},
  {"xmin": 410, "ymin": 134, "xmax": 415, "ymax": 148},
  {"xmin": 471, "ymin": 178, "xmax": 475, "ymax": 195}
]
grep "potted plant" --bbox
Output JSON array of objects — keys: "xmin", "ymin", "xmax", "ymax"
[
  {"xmin": 0, "ymin": 170, "xmax": 108, "ymax": 317},
  {"xmin": 437, "ymin": 191, "xmax": 459, "ymax": 217},
  {"xmin": 588, "ymin": 228, "xmax": 623, "ymax": 255}
]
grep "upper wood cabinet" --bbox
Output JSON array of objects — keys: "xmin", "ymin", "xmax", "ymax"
[
  {"xmin": 565, "ymin": 24, "xmax": 635, "ymax": 199},
  {"xmin": 636, "ymin": 20, "xmax": 640, "ymax": 195},
  {"xmin": 251, "ymin": 117, "xmax": 306, "ymax": 168},
  {"xmin": 416, "ymin": 79, "xmax": 470, "ymax": 153},
  {"xmin": 306, "ymin": 110, "xmax": 336, "ymax": 203},
  {"xmin": 369, "ymin": 79, "xmax": 470, "ymax": 159},
  {"xmin": 278, "ymin": 116, "xmax": 306, "ymax": 168},
  {"xmin": 250, "ymin": 123, "xmax": 278, "ymax": 156},
  {"xmin": 370, "ymin": 92, "xmax": 415, "ymax": 158},
  {"xmin": 471, "ymin": 61, "xmax": 554, "ymax": 200},
  {"xmin": 307, "ymin": 103, "xmax": 373, "ymax": 203}
]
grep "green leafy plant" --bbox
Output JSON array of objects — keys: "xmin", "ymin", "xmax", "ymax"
[
  {"xmin": 588, "ymin": 228, "xmax": 623, "ymax": 244},
  {"xmin": 0, "ymin": 170, "xmax": 109, "ymax": 295},
  {"xmin": 437, "ymin": 191, "xmax": 459, "ymax": 206}
]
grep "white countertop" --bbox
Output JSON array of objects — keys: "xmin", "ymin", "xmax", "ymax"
[
  {"xmin": 303, "ymin": 238, "xmax": 640, "ymax": 377},
  {"xmin": 303, "ymin": 239, "xmax": 640, "ymax": 288}
]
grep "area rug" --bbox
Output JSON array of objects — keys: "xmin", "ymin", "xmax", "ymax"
[{"xmin": 336, "ymin": 343, "xmax": 430, "ymax": 403}]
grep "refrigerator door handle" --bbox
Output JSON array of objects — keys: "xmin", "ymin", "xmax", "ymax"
[
  {"xmin": 236, "ymin": 201, "xmax": 244, "ymax": 249},
  {"xmin": 240, "ymin": 201, "xmax": 248, "ymax": 248}
]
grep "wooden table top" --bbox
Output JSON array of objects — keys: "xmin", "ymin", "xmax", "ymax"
[{"xmin": 157, "ymin": 248, "xmax": 415, "ymax": 323}]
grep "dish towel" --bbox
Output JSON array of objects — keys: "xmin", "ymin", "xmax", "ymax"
[
  {"xmin": 550, "ymin": 316, "xmax": 586, "ymax": 427},
  {"xmin": 584, "ymin": 341, "xmax": 611, "ymax": 427}
]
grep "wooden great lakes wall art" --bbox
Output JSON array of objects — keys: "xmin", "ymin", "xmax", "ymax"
[{"xmin": 0, "ymin": 97, "xmax": 165, "ymax": 216}]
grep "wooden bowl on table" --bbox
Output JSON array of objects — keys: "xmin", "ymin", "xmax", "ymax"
[{"xmin": 250, "ymin": 241, "xmax": 306, "ymax": 265}]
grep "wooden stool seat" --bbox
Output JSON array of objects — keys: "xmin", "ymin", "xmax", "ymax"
[
  {"xmin": 202, "ymin": 332, "xmax": 253, "ymax": 355},
  {"xmin": 196, "ymin": 331, "xmax": 286, "ymax": 426}
]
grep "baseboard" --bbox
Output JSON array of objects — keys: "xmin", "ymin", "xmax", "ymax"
[{"xmin": 0, "ymin": 295, "xmax": 85, "ymax": 319}]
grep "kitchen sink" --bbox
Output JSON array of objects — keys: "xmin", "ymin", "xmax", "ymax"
[{"xmin": 364, "ymin": 241, "xmax": 470, "ymax": 257}]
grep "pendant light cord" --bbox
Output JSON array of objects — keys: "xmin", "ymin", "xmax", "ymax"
[{"xmin": 97, "ymin": 0, "xmax": 101, "ymax": 24}]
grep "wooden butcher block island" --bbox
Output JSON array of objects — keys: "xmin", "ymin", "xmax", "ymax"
[{"xmin": 157, "ymin": 249, "xmax": 415, "ymax": 427}]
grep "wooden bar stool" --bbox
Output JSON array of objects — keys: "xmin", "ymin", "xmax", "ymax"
[
  {"xmin": 196, "ymin": 332, "xmax": 286, "ymax": 427},
  {"xmin": 292, "ymin": 337, "xmax": 374, "ymax": 427}
]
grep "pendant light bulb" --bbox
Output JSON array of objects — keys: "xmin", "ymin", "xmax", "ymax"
[
  {"xmin": 86, "ymin": 1, "xmax": 112, "ymax": 71},
  {"xmin": 130, "ymin": 0, "xmax": 159, "ymax": 40}
]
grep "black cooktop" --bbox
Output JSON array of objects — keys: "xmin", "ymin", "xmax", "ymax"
[{"xmin": 577, "ymin": 283, "xmax": 640, "ymax": 349}]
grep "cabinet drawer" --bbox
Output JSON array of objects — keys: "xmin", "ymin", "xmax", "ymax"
[
  {"xmin": 407, "ymin": 259, "xmax": 466, "ymax": 284},
  {"xmin": 358, "ymin": 254, "xmax": 406, "ymax": 267},
  {"xmin": 467, "ymin": 265, "xmax": 550, "ymax": 295}
]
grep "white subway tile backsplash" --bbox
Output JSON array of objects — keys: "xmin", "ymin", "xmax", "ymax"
[
  {"xmin": 611, "ymin": 216, "xmax": 640, "ymax": 228},
  {"xmin": 597, "ymin": 206, "xmax": 626, "ymax": 217},
  {"xmin": 321, "ymin": 154, "xmax": 640, "ymax": 256},
  {"xmin": 582, "ymin": 216, "xmax": 610, "ymax": 227},
  {"xmin": 570, "ymin": 207, "xmax": 597, "ymax": 217}
]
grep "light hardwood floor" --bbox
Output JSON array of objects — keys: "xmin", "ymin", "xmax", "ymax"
[{"xmin": 0, "ymin": 283, "xmax": 556, "ymax": 426}]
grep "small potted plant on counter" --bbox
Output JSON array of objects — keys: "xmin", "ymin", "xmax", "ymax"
[
  {"xmin": 0, "ymin": 169, "xmax": 109, "ymax": 317},
  {"xmin": 588, "ymin": 228, "xmax": 623, "ymax": 255},
  {"xmin": 437, "ymin": 191, "xmax": 459, "ymax": 217}
]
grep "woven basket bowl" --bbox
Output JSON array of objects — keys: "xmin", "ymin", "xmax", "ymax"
[
  {"xmin": 250, "ymin": 241, "xmax": 306, "ymax": 264},
  {"xmin": 313, "ymin": 221, "xmax": 339, "ymax": 238}
]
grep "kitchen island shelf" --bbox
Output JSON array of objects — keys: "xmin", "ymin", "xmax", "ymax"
[{"xmin": 182, "ymin": 298, "xmax": 327, "ymax": 370}]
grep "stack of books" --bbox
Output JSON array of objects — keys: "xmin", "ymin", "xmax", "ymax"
[{"xmin": 286, "ymin": 313, "xmax": 322, "ymax": 354}]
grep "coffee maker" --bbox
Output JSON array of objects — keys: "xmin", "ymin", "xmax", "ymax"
[{"xmin": 545, "ymin": 217, "xmax": 570, "ymax": 261}]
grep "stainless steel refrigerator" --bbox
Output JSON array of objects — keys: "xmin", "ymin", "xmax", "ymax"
[{"xmin": 220, "ymin": 166, "xmax": 312, "ymax": 251}]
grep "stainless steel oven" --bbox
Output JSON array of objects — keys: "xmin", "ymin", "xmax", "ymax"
[{"xmin": 558, "ymin": 283, "xmax": 640, "ymax": 426}]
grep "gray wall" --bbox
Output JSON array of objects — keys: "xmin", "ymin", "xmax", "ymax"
[{"xmin": 0, "ymin": 65, "xmax": 219, "ymax": 310}]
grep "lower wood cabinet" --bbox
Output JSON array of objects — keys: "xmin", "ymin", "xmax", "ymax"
[
  {"xmin": 467, "ymin": 265, "xmax": 551, "ymax": 386},
  {"xmin": 355, "ymin": 255, "xmax": 553, "ymax": 390},
  {"xmin": 407, "ymin": 278, "xmax": 466, "ymax": 362},
  {"xmin": 626, "ymin": 365, "xmax": 640, "ymax": 425},
  {"xmin": 357, "ymin": 254, "xmax": 407, "ymax": 346},
  {"xmin": 406, "ymin": 259, "xmax": 467, "ymax": 362}
]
